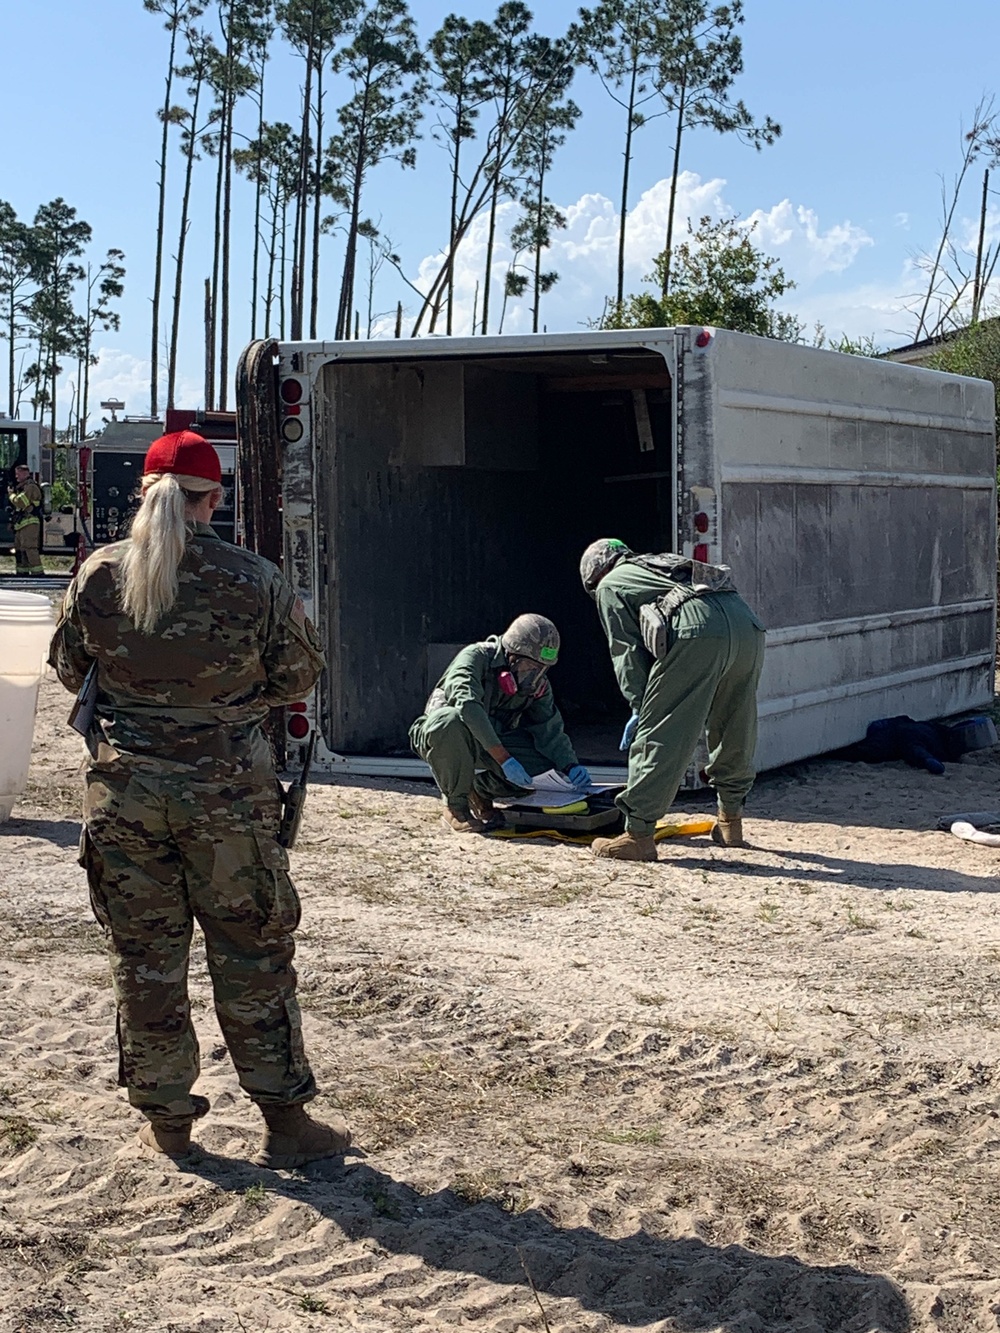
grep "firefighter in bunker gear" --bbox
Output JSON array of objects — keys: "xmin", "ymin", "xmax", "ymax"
[{"xmin": 8, "ymin": 464, "xmax": 44, "ymax": 575}]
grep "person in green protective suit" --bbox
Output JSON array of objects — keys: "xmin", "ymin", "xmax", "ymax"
[
  {"xmin": 409, "ymin": 613, "xmax": 592, "ymax": 833},
  {"xmin": 580, "ymin": 538, "xmax": 766, "ymax": 862}
]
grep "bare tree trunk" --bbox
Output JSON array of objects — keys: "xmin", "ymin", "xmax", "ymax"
[
  {"xmin": 973, "ymin": 167, "xmax": 990, "ymax": 323},
  {"xmin": 49, "ymin": 270, "xmax": 57, "ymax": 440},
  {"xmin": 204, "ymin": 276, "xmax": 213, "ymax": 408},
  {"xmin": 280, "ymin": 192, "xmax": 288, "ymax": 338},
  {"xmin": 7, "ymin": 287, "xmax": 15, "ymax": 417},
  {"xmin": 445, "ymin": 96, "xmax": 464, "ymax": 336},
  {"xmin": 291, "ymin": 20, "xmax": 315, "ymax": 341},
  {"xmin": 151, "ymin": 15, "xmax": 180, "ymax": 419},
  {"xmin": 481, "ymin": 170, "xmax": 501, "ymax": 335},
  {"xmin": 220, "ymin": 97, "xmax": 234, "ymax": 410},
  {"xmin": 50, "ymin": 329, "xmax": 57, "ymax": 440},
  {"xmin": 208, "ymin": 111, "xmax": 225, "ymax": 409},
  {"xmin": 532, "ymin": 164, "xmax": 545, "ymax": 333},
  {"xmin": 662, "ymin": 75, "xmax": 687, "ymax": 300},
  {"xmin": 617, "ymin": 61, "xmax": 639, "ymax": 308},
  {"xmin": 251, "ymin": 57, "xmax": 266, "ymax": 338},
  {"xmin": 168, "ymin": 63, "xmax": 204, "ymax": 410},
  {"xmin": 81, "ymin": 324, "xmax": 92, "ymax": 442},
  {"xmin": 264, "ymin": 187, "xmax": 279, "ymax": 337},
  {"xmin": 336, "ymin": 143, "xmax": 365, "ymax": 340},
  {"xmin": 310, "ymin": 55, "xmax": 324, "ymax": 340}
]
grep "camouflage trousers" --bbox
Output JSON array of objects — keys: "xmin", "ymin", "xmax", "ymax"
[{"xmin": 80, "ymin": 765, "xmax": 316, "ymax": 1129}]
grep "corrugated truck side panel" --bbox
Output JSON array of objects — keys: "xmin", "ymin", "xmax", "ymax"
[{"xmin": 692, "ymin": 329, "xmax": 997, "ymax": 769}]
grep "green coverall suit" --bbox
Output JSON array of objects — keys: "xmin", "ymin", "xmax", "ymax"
[
  {"xmin": 409, "ymin": 636, "xmax": 579, "ymax": 806},
  {"xmin": 595, "ymin": 561, "xmax": 766, "ymax": 837}
]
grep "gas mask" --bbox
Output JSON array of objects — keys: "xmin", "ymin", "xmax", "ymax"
[{"xmin": 501, "ymin": 652, "xmax": 554, "ymax": 698}]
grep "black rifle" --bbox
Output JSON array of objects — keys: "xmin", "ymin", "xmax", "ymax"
[{"xmin": 278, "ymin": 731, "xmax": 316, "ymax": 849}]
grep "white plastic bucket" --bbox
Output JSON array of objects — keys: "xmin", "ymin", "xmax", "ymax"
[{"xmin": 0, "ymin": 590, "xmax": 56, "ymax": 821}]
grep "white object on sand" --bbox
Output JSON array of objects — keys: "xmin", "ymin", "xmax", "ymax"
[{"xmin": 939, "ymin": 811, "xmax": 1000, "ymax": 847}]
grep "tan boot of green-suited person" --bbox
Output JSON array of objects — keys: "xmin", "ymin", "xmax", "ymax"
[
  {"xmin": 591, "ymin": 831, "xmax": 658, "ymax": 861},
  {"xmin": 441, "ymin": 801, "xmax": 485, "ymax": 834},
  {"xmin": 468, "ymin": 789, "xmax": 506, "ymax": 831},
  {"xmin": 255, "ymin": 1104, "xmax": 351, "ymax": 1169},
  {"xmin": 711, "ymin": 811, "xmax": 747, "ymax": 848}
]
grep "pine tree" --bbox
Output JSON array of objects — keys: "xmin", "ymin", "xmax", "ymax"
[
  {"xmin": 0, "ymin": 203, "xmax": 39, "ymax": 417},
  {"xmin": 330, "ymin": 0, "xmax": 426, "ymax": 341},
  {"xmin": 426, "ymin": 14, "xmax": 493, "ymax": 334},
  {"xmin": 25, "ymin": 200, "xmax": 91, "ymax": 440},
  {"xmin": 144, "ymin": 0, "xmax": 205, "ymax": 420},
  {"xmin": 234, "ymin": 123, "xmax": 302, "ymax": 337},
  {"xmin": 574, "ymin": 0, "xmax": 669, "ymax": 307},
  {"xmin": 168, "ymin": 23, "xmax": 216, "ymax": 409},
  {"xmin": 410, "ymin": 8, "xmax": 576, "ymax": 337},
  {"xmin": 505, "ymin": 49, "xmax": 577, "ymax": 332},
  {"xmin": 204, "ymin": 1, "xmax": 268, "ymax": 409},
  {"xmin": 75, "ymin": 250, "xmax": 126, "ymax": 441},
  {"xmin": 656, "ymin": 0, "xmax": 779, "ymax": 297}
]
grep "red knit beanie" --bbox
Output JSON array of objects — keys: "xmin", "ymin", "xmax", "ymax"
[{"xmin": 143, "ymin": 430, "xmax": 222, "ymax": 484}]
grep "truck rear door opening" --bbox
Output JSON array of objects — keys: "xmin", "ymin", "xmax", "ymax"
[{"xmin": 314, "ymin": 346, "xmax": 673, "ymax": 764}]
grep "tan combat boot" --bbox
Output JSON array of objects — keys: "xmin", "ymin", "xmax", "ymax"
[
  {"xmin": 591, "ymin": 831, "xmax": 658, "ymax": 861},
  {"xmin": 138, "ymin": 1122, "xmax": 195, "ymax": 1158},
  {"xmin": 468, "ymin": 790, "xmax": 506, "ymax": 832},
  {"xmin": 467, "ymin": 789, "xmax": 493, "ymax": 822},
  {"xmin": 137, "ymin": 1095, "xmax": 210, "ymax": 1159},
  {"xmin": 711, "ymin": 813, "xmax": 747, "ymax": 848},
  {"xmin": 441, "ymin": 803, "xmax": 484, "ymax": 834},
  {"xmin": 255, "ymin": 1104, "xmax": 352, "ymax": 1169}
]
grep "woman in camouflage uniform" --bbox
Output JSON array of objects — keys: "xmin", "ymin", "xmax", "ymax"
[{"xmin": 50, "ymin": 430, "xmax": 350, "ymax": 1166}]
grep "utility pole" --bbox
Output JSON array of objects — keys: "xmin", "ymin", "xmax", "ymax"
[{"xmin": 972, "ymin": 167, "xmax": 990, "ymax": 324}]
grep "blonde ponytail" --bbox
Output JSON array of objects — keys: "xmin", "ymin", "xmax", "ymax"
[{"xmin": 118, "ymin": 472, "xmax": 219, "ymax": 633}]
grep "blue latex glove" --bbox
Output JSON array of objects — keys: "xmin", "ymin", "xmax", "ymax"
[
  {"xmin": 501, "ymin": 756, "xmax": 535, "ymax": 789},
  {"xmin": 566, "ymin": 764, "xmax": 592, "ymax": 791},
  {"xmin": 620, "ymin": 712, "xmax": 640, "ymax": 751}
]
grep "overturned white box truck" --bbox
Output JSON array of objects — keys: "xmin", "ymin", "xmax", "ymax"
[{"xmin": 234, "ymin": 327, "xmax": 997, "ymax": 777}]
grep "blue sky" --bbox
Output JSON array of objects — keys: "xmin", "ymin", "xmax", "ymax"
[{"xmin": 2, "ymin": 0, "xmax": 998, "ymax": 421}]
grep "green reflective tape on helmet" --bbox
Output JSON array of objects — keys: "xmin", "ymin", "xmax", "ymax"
[
  {"xmin": 539, "ymin": 645, "xmax": 558, "ymax": 663},
  {"xmin": 607, "ymin": 539, "xmax": 628, "ymax": 550}
]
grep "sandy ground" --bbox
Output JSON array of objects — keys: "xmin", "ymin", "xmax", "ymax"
[{"xmin": 3, "ymin": 672, "xmax": 1000, "ymax": 1333}]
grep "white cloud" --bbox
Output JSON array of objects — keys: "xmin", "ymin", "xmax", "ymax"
[
  {"xmin": 405, "ymin": 172, "xmax": 884, "ymax": 341},
  {"xmin": 743, "ymin": 200, "xmax": 874, "ymax": 280},
  {"xmin": 784, "ymin": 278, "xmax": 916, "ymax": 347},
  {"xmin": 957, "ymin": 204, "xmax": 1000, "ymax": 253}
]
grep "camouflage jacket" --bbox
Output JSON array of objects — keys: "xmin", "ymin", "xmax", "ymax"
[{"xmin": 48, "ymin": 522, "xmax": 325, "ymax": 780}]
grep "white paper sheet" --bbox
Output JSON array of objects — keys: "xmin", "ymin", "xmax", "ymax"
[{"xmin": 494, "ymin": 768, "xmax": 620, "ymax": 810}]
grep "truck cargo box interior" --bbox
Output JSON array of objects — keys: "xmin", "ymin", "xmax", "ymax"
[{"xmin": 316, "ymin": 348, "xmax": 673, "ymax": 763}]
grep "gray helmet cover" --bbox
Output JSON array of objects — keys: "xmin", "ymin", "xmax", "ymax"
[
  {"xmin": 580, "ymin": 538, "xmax": 632, "ymax": 597},
  {"xmin": 501, "ymin": 613, "xmax": 560, "ymax": 665}
]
